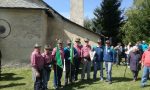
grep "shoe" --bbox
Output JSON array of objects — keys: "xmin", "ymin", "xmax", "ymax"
[
  {"xmin": 108, "ymin": 81, "xmax": 112, "ymax": 84},
  {"xmin": 105, "ymin": 79, "xmax": 109, "ymax": 82},
  {"xmin": 75, "ymin": 77, "xmax": 78, "ymax": 81},
  {"xmin": 58, "ymin": 84, "xmax": 62, "ymax": 88},
  {"xmin": 54, "ymin": 86, "xmax": 58, "ymax": 90},
  {"xmin": 100, "ymin": 78, "xmax": 103, "ymax": 81},
  {"xmin": 140, "ymin": 85, "xmax": 145, "ymax": 88},
  {"xmin": 64, "ymin": 82, "xmax": 68, "ymax": 86},
  {"xmin": 87, "ymin": 78, "xmax": 91, "ymax": 80},
  {"xmin": 81, "ymin": 79, "xmax": 84, "ymax": 81},
  {"xmin": 93, "ymin": 77, "xmax": 96, "ymax": 80}
]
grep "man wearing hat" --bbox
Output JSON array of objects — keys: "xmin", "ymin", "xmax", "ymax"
[
  {"xmin": 31, "ymin": 43, "xmax": 45, "ymax": 90},
  {"xmin": 64, "ymin": 40, "xmax": 78, "ymax": 85},
  {"xmin": 74, "ymin": 38, "xmax": 83, "ymax": 81},
  {"xmin": 93, "ymin": 39, "xmax": 104, "ymax": 81},
  {"xmin": 103, "ymin": 40, "xmax": 115, "ymax": 84},
  {"xmin": 42, "ymin": 45, "xmax": 52, "ymax": 89},
  {"xmin": 52, "ymin": 39, "xmax": 64, "ymax": 89},
  {"xmin": 81, "ymin": 38, "xmax": 92, "ymax": 80}
]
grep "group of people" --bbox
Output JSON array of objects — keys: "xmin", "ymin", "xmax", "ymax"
[
  {"xmin": 123, "ymin": 41, "xmax": 150, "ymax": 88},
  {"xmin": 30, "ymin": 37, "xmax": 150, "ymax": 90}
]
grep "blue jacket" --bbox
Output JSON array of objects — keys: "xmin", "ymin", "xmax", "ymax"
[
  {"xmin": 64, "ymin": 47, "xmax": 78, "ymax": 63},
  {"xmin": 103, "ymin": 46, "xmax": 115, "ymax": 62},
  {"xmin": 94, "ymin": 46, "xmax": 104, "ymax": 62}
]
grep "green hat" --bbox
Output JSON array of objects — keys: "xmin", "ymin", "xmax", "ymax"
[
  {"xmin": 75, "ymin": 38, "xmax": 80, "ymax": 42},
  {"xmin": 97, "ymin": 39, "xmax": 102, "ymax": 43},
  {"xmin": 34, "ymin": 43, "xmax": 41, "ymax": 48},
  {"xmin": 84, "ymin": 38, "xmax": 89, "ymax": 42},
  {"xmin": 57, "ymin": 39, "xmax": 63, "ymax": 44},
  {"xmin": 44, "ymin": 45, "xmax": 51, "ymax": 50}
]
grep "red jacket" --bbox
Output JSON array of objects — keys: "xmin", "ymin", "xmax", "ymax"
[{"xmin": 141, "ymin": 49, "xmax": 150, "ymax": 67}]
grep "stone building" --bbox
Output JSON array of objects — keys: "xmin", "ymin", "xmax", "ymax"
[{"xmin": 0, "ymin": 0, "xmax": 100, "ymax": 65}]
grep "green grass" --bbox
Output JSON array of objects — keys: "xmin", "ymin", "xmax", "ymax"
[{"xmin": 0, "ymin": 65, "xmax": 150, "ymax": 90}]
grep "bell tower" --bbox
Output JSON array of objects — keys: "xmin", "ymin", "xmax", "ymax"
[{"xmin": 70, "ymin": 0, "xmax": 84, "ymax": 26}]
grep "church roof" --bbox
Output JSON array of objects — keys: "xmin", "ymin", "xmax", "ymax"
[{"xmin": 0, "ymin": 0, "xmax": 47, "ymax": 9}]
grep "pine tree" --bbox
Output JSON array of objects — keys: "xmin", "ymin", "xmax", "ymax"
[{"xmin": 93, "ymin": 0, "xmax": 123, "ymax": 45}]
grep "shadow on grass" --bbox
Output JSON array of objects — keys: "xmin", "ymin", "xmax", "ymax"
[
  {"xmin": 60, "ymin": 79, "xmax": 100, "ymax": 90},
  {"xmin": 0, "ymin": 73, "xmax": 24, "ymax": 81},
  {"xmin": 0, "ymin": 83, "xmax": 26, "ymax": 89},
  {"xmin": 112, "ymin": 77, "xmax": 133, "ymax": 83}
]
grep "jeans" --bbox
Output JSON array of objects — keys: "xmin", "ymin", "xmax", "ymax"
[
  {"xmin": 93, "ymin": 62, "xmax": 103, "ymax": 80},
  {"xmin": 105, "ymin": 62, "xmax": 113, "ymax": 81},
  {"xmin": 81, "ymin": 58, "xmax": 91, "ymax": 79},
  {"xmin": 141, "ymin": 66, "xmax": 150, "ymax": 86}
]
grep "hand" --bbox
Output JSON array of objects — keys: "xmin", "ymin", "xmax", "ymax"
[
  {"xmin": 68, "ymin": 57, "xmax": 71, "ymax": 60},
  {"xmin": 36, "ymin": 72, "xmax": 40, "ymax": 77},
  {"xmin": 141, "ymin": 63, "xmax": 144, "ymax": 68}
]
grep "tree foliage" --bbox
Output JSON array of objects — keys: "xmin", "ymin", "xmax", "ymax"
[
  {"xmin": 92, "ymin": 0, "xmax": 123, "ymax": 45},
  {"xmin": 121, "ymin": 0, "xmax": 150, "ymax": 44},
  {"xmin": 84, "ymin": 17, "xmax": 93, "ymax": 31}
]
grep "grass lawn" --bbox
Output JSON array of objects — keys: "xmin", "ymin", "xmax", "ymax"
[{"xmin": 0, "ymin": 65, "xmax": 150, "ymax": 90}]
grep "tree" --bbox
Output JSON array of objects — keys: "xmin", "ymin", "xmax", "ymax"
[
  {"xmin": 121, "ymin": 0, "xmax": 150, "ymax": 44},
  {"xmin": 84, "ymin": 17, "xmax": 92, "ymax": 30},
  {"xmin": 93, "ymin": 0, "xmax": 123, "ymax": 45}
]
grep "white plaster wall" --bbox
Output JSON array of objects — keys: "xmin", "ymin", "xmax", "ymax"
[{"xmin": 0, "ymin": 9, "xmax": 47, "ymax": 65}]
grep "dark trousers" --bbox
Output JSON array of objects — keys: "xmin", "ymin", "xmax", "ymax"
[
  {"xmin": 74, "ymin": 58, "xmax": 81, "ymax": 80},
  {"xmin": 34, "ymin": 70, "xmax": 44, "ymax": 90},
  {"xmin": 43, "ymin": 67, "xmax": 51, "ymax": 88},
  {"xmin": 131, "ymin": 70, "xmax": 139, "ymax": 80},
  {"xmin": 54, "ymin": 65, "xmax": 63, "ymax": 88},
  {"xmin": 65, "ymin": 63, "xmax": 74, "ymax": 84}
]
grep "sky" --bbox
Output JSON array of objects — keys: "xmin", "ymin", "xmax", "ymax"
[{"xmin": 44, "ymin": 0, "xmax": 133, "ymax": 19}]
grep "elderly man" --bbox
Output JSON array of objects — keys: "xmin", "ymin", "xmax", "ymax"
[
  {"xmin": 31, "ymin": 43, "xmax": 44, "ymax": 90},
  {"xmin": 42, "ymin": 45, "xmax": 52, "ymax": 89},
  {"xmin": 64, "ymin": 40, "xmax": 78, "ymax": 85},
  {"xmin": 103, "ymin": 40, "xmax": 115, "ymax": 84},
  {"xmin": 141, "ymin": 44, "xmax": 150, "ymax": 88},
  {"xmin": 93, "ymin": 39, "xmax": 104, "ymax": 81},
  {"xmin": 74, "ymin": 38, "xmax": 83, "ymax": 81},
  {"xmin": 52, "ymin": 39, "xmax": 64, "ymax": 89},
  {"xmin": 81, "ymin": 38, "xmax": 91, "ymax": 80},
  {"xmin": 128, "ymin": 46, "xmax": 141, "ymax": 82}
]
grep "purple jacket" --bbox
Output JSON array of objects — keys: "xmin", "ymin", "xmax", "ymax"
[{"xmin": 128, "ymin": 51, "xmax": 141, "ymax": 71}]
